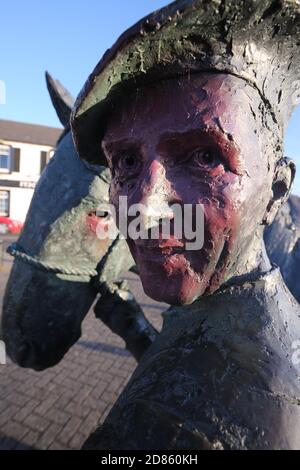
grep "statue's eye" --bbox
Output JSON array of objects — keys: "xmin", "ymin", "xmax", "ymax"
[
  {"xmin": 117, "ymin": 153, "xmax": 140, "ymax": 172},
  {"xmin": 190, "ymin": 149, "xmax": 218, "ymax": 167}
]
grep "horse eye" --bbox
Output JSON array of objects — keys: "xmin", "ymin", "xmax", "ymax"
[
  {"xmin": 89, "ymin": 210, "xmax": 111, "ymax": 220},
  {"xmin": 191, "ymin": 149, "xmax": 216, "ymax": 166},
  {"xmin": 98, "ymin": 211, "xmax": 110, "ymax": 219}
]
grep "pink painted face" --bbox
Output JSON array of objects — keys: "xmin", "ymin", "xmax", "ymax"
[{"xmin": 102, "ymin": 73, "xmax": 274, "ymax": 305}]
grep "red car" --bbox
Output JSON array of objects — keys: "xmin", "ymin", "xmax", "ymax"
[{"xmin": 0, "ymin": 217, "xmax": 23, "ymax": 234}]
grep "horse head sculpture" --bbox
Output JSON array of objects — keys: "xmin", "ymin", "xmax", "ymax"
[{"xmin": 1, "ymin": 73, "xmax": 153, "ymax": 371}]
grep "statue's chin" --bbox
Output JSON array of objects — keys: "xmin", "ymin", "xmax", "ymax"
[
  {"xmin": 141, "ymin": 275, "xmax": 205, "ymax": 306},
  {"xmin": 133, "ymin": 246, "xmax": 210, "ymax": 305}
]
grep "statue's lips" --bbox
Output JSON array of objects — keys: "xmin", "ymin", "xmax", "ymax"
[
  {"xmin": 134, "ymin": 238, "xmax": 186, "ymax": 257},
  {"xmin": 131, "ymin": 237, "xmax": 209, "ymax": 268}
]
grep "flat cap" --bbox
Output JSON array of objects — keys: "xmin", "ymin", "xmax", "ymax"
[{"xmin": 71, "ymin": 0, "xmax": 300, "ymax": 165}]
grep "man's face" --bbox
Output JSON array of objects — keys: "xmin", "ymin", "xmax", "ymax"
[{"xmin": 102, "ymin": 73, "xmax": 273, "ymax": 305}]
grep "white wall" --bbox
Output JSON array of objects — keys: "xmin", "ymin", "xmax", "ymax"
[
  {"xmin": 3, "ymin": 140, "xmax": 53, "ymax": 180},
  {"xmin": 7, "ymin": 187, "xmax": 34, "ymax": 221},
  {"xmin": 0, "ymin": 139, "xmax": 55, "ymax": 222}
]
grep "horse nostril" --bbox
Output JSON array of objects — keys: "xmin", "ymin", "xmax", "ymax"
[{"xmin": 10, "ymin": 340, "xmax": 34, "ymax": 368}]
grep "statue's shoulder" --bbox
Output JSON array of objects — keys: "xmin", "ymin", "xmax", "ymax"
[{"xmin": 83, "ymin": 398, "xmax": 223, "ymax": 450}]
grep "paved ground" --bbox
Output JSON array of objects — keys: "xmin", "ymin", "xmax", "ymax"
[{"xmin": 0, "ymin": 236, "xmax": 165, "ymax": 450}]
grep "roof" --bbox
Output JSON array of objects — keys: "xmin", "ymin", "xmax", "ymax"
[{"xmin": 0, "ymin": 119, "xmax": 62, "ymax": 147}]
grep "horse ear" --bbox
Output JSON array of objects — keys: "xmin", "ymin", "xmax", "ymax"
[{"xmin": 45, "ymin": 71, "xmax": 74, "ymax": 128}]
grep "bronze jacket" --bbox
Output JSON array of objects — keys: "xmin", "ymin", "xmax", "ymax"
[{"xmin": 84, "ymin": 266, "xmax": 300, "ymax": 450}]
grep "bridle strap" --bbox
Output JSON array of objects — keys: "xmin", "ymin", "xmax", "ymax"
[{"xmin": 7, "ymin": 242, "xmax": 98, "ymax": 277}]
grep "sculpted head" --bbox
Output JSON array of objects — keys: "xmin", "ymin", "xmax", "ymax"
[
  {"xmin": 70, "ymin": 1, "xmax": 300, "ymax": 306},
  {"xmin": 101, "ymin": 73, "xmax": 294, "ymax": 305}
]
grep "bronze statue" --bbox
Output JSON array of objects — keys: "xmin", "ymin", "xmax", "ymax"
[
  {"xmin": 71, "ymin": 0, "xmax": 300, "ymax": 450},
  {"xmin": 2, "ymin": 70, "xmax": 299, "ymax": 374}
]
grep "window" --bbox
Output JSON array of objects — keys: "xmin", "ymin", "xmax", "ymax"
[
  {"xmin": 12, "ymin": 148, "xmax": 20, "ymax": 172},
  {"xmin": 0, "ymin": 190, "xmax": 9, "ymax": 216},
  {"xmin": 0, "ymin": 145, "xmax": 11, "ymax": 172},
  {"xmin": 40, "ymin": 151, "xmax": 48, "ymax": 174}
]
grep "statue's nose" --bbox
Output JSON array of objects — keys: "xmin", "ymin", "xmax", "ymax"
[{"xmin": 138, "ymin": 159, "xmax": 175, "ymax": 232}]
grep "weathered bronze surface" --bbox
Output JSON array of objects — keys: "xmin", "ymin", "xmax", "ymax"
[
  {"xmin": 84, "ymin": 266, "xmax": 300, "ymax": 450},
  {"xmin": 71, "ymin": 0, "xmax": 300, "ymax": 449},
  {"xmin": 265, "ymin": 194, "xmax": 300, "ymax": 303}
]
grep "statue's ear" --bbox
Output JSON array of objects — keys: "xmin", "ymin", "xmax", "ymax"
[{"xmin": 263, "ymin": 157, "xmax": 296, "ymax": 226}]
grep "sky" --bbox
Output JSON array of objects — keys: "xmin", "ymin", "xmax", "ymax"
[{"xmin": 0, "ymin": 0, "xmax": 299, "ymax": 193}]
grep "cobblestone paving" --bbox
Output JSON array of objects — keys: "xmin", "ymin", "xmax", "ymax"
[{"xmin": 0, "ymin": 236, "xmax": 165, "ymax": 450}]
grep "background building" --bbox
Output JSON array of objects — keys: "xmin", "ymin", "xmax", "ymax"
[{"xmin": 0, "ymin": 119, "xmax": 61, "ymax": 223}]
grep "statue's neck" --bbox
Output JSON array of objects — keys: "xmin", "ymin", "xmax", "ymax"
[{"xmin": 222, "ymin": 228, "xmax": 272, "ymax": 290}]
